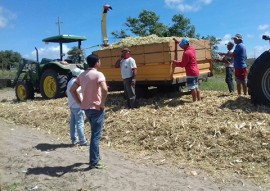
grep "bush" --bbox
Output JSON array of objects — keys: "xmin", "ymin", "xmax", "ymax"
[{"xmin": 0, "ymin": 70, "xmax": 16, "ymax": 79}]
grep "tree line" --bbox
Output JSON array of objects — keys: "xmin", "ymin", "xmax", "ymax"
[{"xmin": 0, "ymin": 50, "xmax": 22, "ymax": 70}]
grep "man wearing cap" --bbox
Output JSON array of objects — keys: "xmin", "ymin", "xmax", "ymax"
[
  {"xmin": 173, "ymin": 38, "xmax": 201, "ymax": 102},
  {"xmin": 220, "ymin": 34, "xmax": 247, "ymax": 95},
  {"xmin": 66, "ymin": 68, "xmax": 87, "ymax": 146},
  {"xmin": 115, "ymin": 47, "xmax": 137, "ymax": 108},
  {"xmin": 70, "ymin": 54, "xmax": 108, "ymax": 169},
  {"xmin": 216, "ymin": 41, "xmax": 235, "ymax": 93}
]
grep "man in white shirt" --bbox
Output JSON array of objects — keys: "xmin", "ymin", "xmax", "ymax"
[
  {"xmin": 115, "ymin": 48, "xmax": 137, "ymax": 108},
  {"xmin": 66, "ymin": 68, "xmax": 87, "ymax": 146}
]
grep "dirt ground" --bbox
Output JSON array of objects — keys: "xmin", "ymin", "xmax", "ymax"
[{"xmin": 0, "ymin": 88, "xmax": 268, "ymax": 191}]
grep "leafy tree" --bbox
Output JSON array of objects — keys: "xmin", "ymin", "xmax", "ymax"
[
  {"xmin": 66, "ymin": 47, "xmax": 84, "ymax": 63},
  {"xmin": 166, "ymin": 14, "xmax": 196, "ymax": 37},
  {"xmin": 200, "ymin": 35, "xmax": 222, "ymax": 58},
  {"xmin": 111, "ymin": 29, "xmax": 130, "ymax": 39},
  {"xmin": 0, "ymin": 50, "xmax": 22, "ymax": 70},
  {"xmin": 111, "ymin": 10, "xmax": 196, "ymax": 38}
]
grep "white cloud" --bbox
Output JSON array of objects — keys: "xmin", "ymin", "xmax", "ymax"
[
  {"xmin": 0, "ymin": 6, "xmax": 16, "ymax": 29},
  {"xmin": 258, "ymin": 24, "xmax": 269, "ymax": 30},
  {"xmin": 164, "ymin": 0, "xmax": 213, "ymax": 12},
  {"xmin": 261, "ymin": 31, "xmax": 270, "ymax": 37},
  {"xmin": 217, "ymin": 34, "xmax": 232, "ymax": 48},
  {"xmin": 253, "ymin": 45, "xmax": 269, "ymax": 58},
  {"xmin": 27, "ymin": 44, "xmax": 70, "ymax": 60},
  {"xmin": 199, "ymin": 0, "xmax": 212, "ymax": 5}
]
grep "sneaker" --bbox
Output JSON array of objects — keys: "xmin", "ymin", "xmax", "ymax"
[
  {"xmin": 90, "ymin": 162, "xmax": 107, "ymax": 169},
  {"xmin": 71, "ymin": 142, "xmax": 78, "ymax": 146},
  {"xmin": 79, "ymin": 142, "xmax": 88, "ymax": 146}
]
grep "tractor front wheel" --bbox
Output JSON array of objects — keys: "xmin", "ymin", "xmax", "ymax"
[
  {"xmin": 15, "ymin": 81, "xmax": 34, "ymax": 101},
  {"xmin": 40, "ymin": 69, "xmax": 67, "ymax": 99}
]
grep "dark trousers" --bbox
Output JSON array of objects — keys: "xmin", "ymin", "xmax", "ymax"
[
  {"xmin": 225, "ymin": 67, "xmax": 234, "ymax": 93},
  {"xmin": 123, "ymin": 77, "xmax": 136, "ymax": 108}
]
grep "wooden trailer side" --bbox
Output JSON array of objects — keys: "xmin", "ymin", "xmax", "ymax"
[{"xmin": 93, "ymin": 39, "xmax": 212, "ymax": 87}]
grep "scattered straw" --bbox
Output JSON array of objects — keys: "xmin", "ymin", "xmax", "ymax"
[{"xmin": 0, "ymin": 90, "xmax": 269, "ymax": 188}]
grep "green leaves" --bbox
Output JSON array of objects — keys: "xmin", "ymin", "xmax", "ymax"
[
  {"xmin": 0, "ymin": 50, "xmax": 22, "ymax": 70},
  {"xmin": 111, "ymin": 10, "xmax": 197, "ymax": 38}
]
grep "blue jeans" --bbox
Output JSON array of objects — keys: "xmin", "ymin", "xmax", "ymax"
[
  {"xmin": 186, "ymin": 76, "xmax": 199, "ymax": 90},
  {"xmin": 225, "ymin": 67, "xmax": 234, "ymax": 93},
  {"xmin": 84, "ymin": 109, "xmax": 105, "ymax": 165},
  {"xmin": 70, "ymin": 107, "xmax": 86, "ymax": 145}
]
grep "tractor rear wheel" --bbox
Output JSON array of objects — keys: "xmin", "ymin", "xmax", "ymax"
[
  {"xmin": 247, "ymin": 50, "xmax": 270, "ymax": 106},
  {"xmin": 40, "ymin": 69, "xmax": 67, "ymax": 99},
  {"xmin": 15, "ymin": 81, "xmax": 34, "ymax": 101}
]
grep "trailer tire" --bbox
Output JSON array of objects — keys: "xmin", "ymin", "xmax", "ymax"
[
  {"xmin": 40, "ymin": 69, "xmax": 67, "ymax": 99},
  {"xmin": 15, "ymin": 81, "xmax": 34, "ymax": 101},
  {"xmin": 247, "ymin": 50, "xmax": 270, "ymax": 106}
]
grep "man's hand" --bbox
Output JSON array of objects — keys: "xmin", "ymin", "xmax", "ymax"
[
  {"xmin": 114, "ymin": 58, "xmax": 121, "ymax": 68},
  {"xmin": 218, "ymin": 52, "xmax": 225, "ymax": 56},
  {"xmin": 173, "ymin": 60, "xmax": 179, "ymax": 67},
  {"xmin": 131, "ymin": 79, "xmax": 136, "ymax": 87}
]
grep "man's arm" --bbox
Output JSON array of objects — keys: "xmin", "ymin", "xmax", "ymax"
[
  {"xmin": 70, "ymin": 82, "xmax": 81, "ymax": 104},
  {"xmin": 99, "ymin": 81, "xmax": 108, "ymax": 110},
  {"xmin": 219, "ymin": 51, "xmax": 235, "ymax": 57},
  {"xmin": 115, "ymin": 58, "xmax": 121, "ymax": 68}
]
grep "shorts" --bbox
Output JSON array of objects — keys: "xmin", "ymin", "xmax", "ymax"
[
  {"xmin": 186, "ymin": 76, "xmax": 199, "ymax": 90},
  {"xmin": 235, "ymin": 68, "xmax": 247, "ymax": 84}
]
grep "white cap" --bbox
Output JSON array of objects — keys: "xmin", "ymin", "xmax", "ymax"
[{"xmin": 71, "ymin": 68, "xmax": 83, "ymax": 77}]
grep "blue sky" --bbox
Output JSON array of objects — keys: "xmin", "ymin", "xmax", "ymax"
[{"xmin": 1, "ymin": 0, "xmax": 270, "ymax": 60}]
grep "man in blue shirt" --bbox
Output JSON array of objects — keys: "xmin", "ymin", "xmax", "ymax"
[{"xmin": 220, "ymin": 34, "xmax": 247, "ymax": 95}]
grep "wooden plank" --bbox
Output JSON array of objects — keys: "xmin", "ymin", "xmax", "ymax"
[
  {"xmin": 136, "ymin": 64, "xmax": 171, "ymax": 81},
  {"xmin": 130, "ymin": 45, "xmax": 145, "ymax": 55},
  {"xmin": 143, "ymin": 43, "xmax": 165, "ymax": 53},
  {"xmin": 110, "ymin": 47, "xmax": 122, "ymax": 57},
  {"xmin": 94, "ymin": 49, "xmax": 111, "ymax": 58},
  {"xmin": 100, "ymin": 57, "xmax": 112, "ymax": 67},
  {"xmin": 133, "ymin": 54, "xmax": 145, "ymax": 65}
]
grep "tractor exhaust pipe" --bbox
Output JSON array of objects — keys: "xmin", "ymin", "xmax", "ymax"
[{"xmin": 35, "ymin": 47, "xmax": 39, "ymax": 62}]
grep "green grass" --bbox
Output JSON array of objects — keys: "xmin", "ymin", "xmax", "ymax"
[
  {"xmin": 200, "ymin": 72, "xmax": 230, "ymax": 92},
  {"xmin": 3, "ymin": 182, "xmax": 19, "ymax": 191}
]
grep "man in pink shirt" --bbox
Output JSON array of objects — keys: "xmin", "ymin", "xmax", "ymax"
[
  {"xmin": 173, "ymin": 38, "xmax": 201, "ymax": 102},
  {"xmin": 70, "ymin": 54, "xmax": 108, "ymax": 169}
]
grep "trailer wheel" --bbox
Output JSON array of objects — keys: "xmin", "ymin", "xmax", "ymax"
[
  {"xmin": 247, "ymin": 50, "xmax": 270, "ymax": 106},
  {"xmin": 40, "ymin": 69, "xmax": 67, "ymax": 99},
  {"xmin": 15, "ymin": 81, "xmax": 34, "ymax": 101}
]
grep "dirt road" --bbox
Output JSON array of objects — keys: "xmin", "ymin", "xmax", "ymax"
[{"xmin": 0, "ymin": 88, "xmax": 268, "ymax": 191}]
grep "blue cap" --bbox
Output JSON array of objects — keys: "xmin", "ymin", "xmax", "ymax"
[{"xmin": 179, "ymin": 38, "xmax": 189, "ymax": 47}]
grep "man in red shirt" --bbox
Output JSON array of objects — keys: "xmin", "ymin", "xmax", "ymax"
[{"xmin": 173, "ymin": 38, "xmax": 201, "ymax": 102}]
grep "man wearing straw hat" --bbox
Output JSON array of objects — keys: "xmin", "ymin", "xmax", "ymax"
[
  {"xmin": 216, "ymin": 41, "xmax": 235, "ymax": 93},
  {"xmin": 115, "ymin": 47, "xmax": 137, "ymax": 108}
]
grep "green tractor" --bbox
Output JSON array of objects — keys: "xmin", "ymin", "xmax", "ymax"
[{"xmin": 13, "ymin": 34, "xmax": 87, "ymax": 101}]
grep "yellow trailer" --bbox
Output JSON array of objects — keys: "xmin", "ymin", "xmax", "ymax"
[{"xmin": 93, "ymin": 38, "xmax": 212, "ymax": 96}]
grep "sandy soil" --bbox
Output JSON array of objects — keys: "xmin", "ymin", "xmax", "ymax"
[{"xmin": 0, "ymin": 88, "xmax": 268, "ymax": 191}]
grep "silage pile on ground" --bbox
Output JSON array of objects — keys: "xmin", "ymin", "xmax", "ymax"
[{"xmin": 0, "ymin": 90, "xmax": 270, "ymax": 188}]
